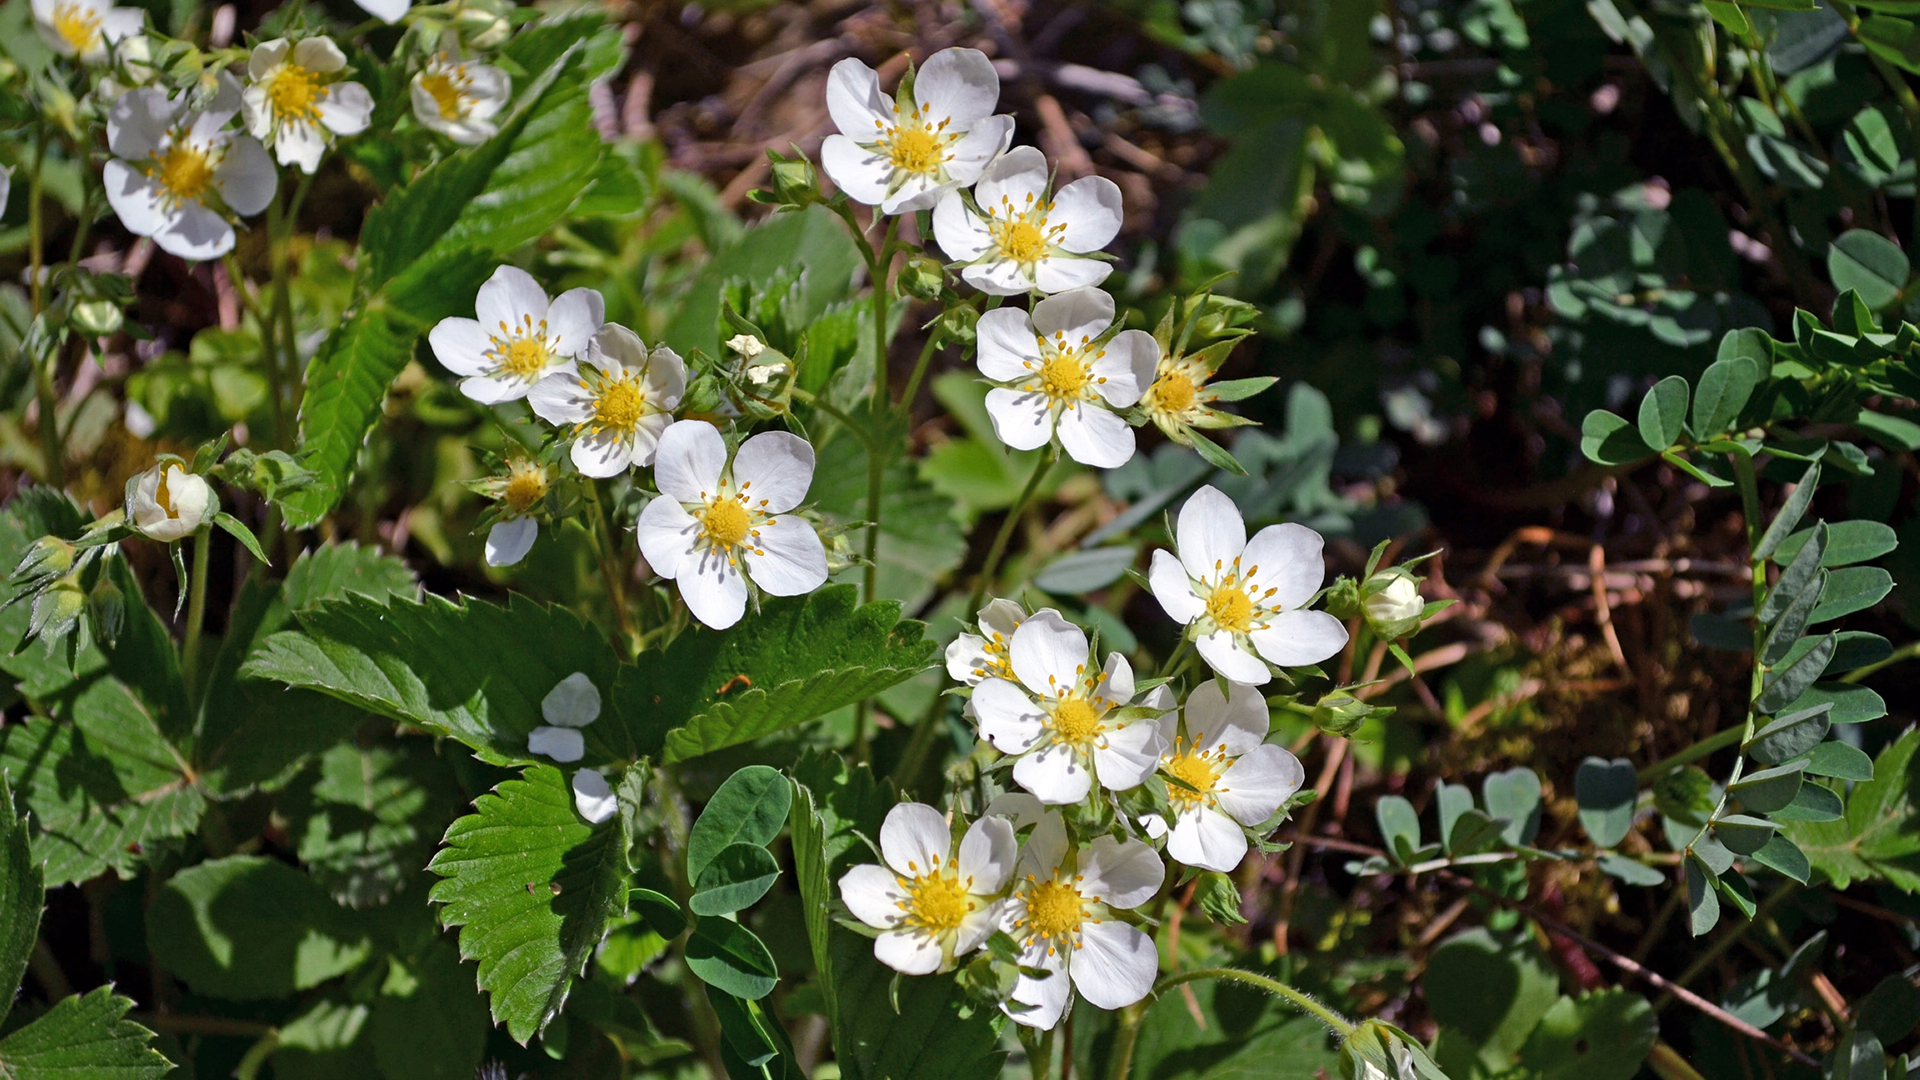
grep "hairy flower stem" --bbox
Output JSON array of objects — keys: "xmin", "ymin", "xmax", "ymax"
[
  {"xmin": 182, "ymin": 529, "xmax": 212, "ymax": 698},
  {"xmin": 1107, "ymin": 968, "xmax": 1355, "ymax": 1080},
  {"xmin": 968, "ymin": 451, "xmax": 1052, "ymax": 617},
  {"xmin": 264, "ymin": 171, "xmax": 315, "ymax": 450},
  {"xmin": 585, "ymin": 480, "xmax": 637, "ymax": 654},
  {"xmin": 28, "ymin": 126, "xmax": 46, "ymax": 315}
]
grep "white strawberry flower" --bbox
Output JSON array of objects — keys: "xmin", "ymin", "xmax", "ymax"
[
  {"xmin": 820, "ymin": 48, "xmax": 1015, "ymax": 215},
  {"xmin": 1001, "ymin": 814, "xmax": 1164, "ymax": 1030},
  {"xmin": 480, "ymin": 458, "xmax": 551, "ymax": 567},
  {"xmin": 528, "ymin": 324, "xmax": 685, "ymax": 478},
  {"xmin": 572, "ymin": 768, "xmax": 617, "ymax": 824},
  {"xmin": 837, "ymin": 803, "xmax": 1017, "ymax": 974},
  {"xmin": 1147, "ymin": 680, "xmax": 1304, "ymax": 872},
  {"xmin": 411, "ymin": 40, "xmax": 511, "ymax": 145},
  {"xmin": 970, "ymin": 609, "xmax": 1166, "ymax": 805},
  {"xmin": 932, "ymin": 146, "xmax": 1123, "ymax": 296},
  {"xmin": 31, "ymin": 0, "xmax": 141, "ymax": 63},
  {"xmin": 126, "ymin": 462, "xmax": 216, "ymax": 542},
  {"xmin": 104, "ymin": 84, "xmax": 277, "ymax": 261},
  {"xmin": 242, "ymin": 38, "xmax": 374, "ymax": 174},
  {"xmin": 428, "ymin": 266, "xmax": 604, "ymax": 405},
  {"xmin": 977, "ymin": 287, "xmax": 1156, "ymax": 468},
  {"xmin": 636, "ymin": 420, "xmax": 830, "ymax": 630},
  {"xmin": 944, "ymin": 597, "xmax": 1028, "ymax": 685},
  {"xmin": 527, "ymin": 672, "xmax": 600, "ymax": 764},
  {"xmin": 1148, "ymin": 485, "xmax": 1349, "ymax": 686}
]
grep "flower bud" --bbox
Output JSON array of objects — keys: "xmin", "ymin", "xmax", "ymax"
[
  {"xmin": 13, "ymin": 535, "xmax": 74, "ymax": 585},
  {"xmin": 28, "ymin": 574, "xmax": 86, "ymax": 642},
  {"xmin": 72, "ymin": 300, "xmax": 124, "ymax": 337},
  {"xmin": 935, "ymin": 303, "xmax": 978, "ymax": 347},
  {"xmin": 126, "ymin": 463, "xmax": 217, "ymax": 542},
  {"xmin": 1362, "ymin": 573, "xmax": 1424, "ymax": 639},
  {"xmin": 899, "ymin": 255, "xmax": 946, "ymax": 301},
  {"xmin": 451, "ymin": 3, "xmax": 511, "ymax": 48},
  {"xmin": 1341, "ymin": 1020, "xmax": 1436, "ymax": 1080},
  {"xmin": 768, "ymin": 154, "xmax": 818, "ymax": 205},
  {"xmin": 1309, "ymin": 690, "xmax": 1386, "ymax": 737}
]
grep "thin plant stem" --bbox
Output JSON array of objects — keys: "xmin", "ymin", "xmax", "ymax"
[
  {"xmin": 28, "ymin": 125, "xmax": 47, "ymax": 315},
  {"xmin": 585, "ymin": 480, "xmax": 637, "ymax": 651},
  {"xmin": 1637, "ymin": 725, "xmax": 1744, "ymax": 783},
  {"xmin": 233, "ymin": 1029, "xmax": 281, "ymax": 1080},
  {"xmin": 967, "ymin": 452, "xmax": 1052, "ymax": 617},
  {"xmin": 1108, "ymin": 965, "xmax": 1357, "ymax": 1080},
  {"xmin": 181, "ymin": 530, "xmax": 212, "ymax": 696},
  {"xmin": 861, "ymin": 216, "xmax": 902, "ymax": 605},
  {"xmin": 897, "ymin": 329, "xmax": 943, "ymax": 419}
]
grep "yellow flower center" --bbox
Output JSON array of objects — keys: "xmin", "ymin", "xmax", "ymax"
[
  {"xmin": 592, "ymin": 376, "xmax": 644, "ymax": 433},
  {"xmin": 888, "ymin": 124, "xmax": 944, "ymax": 175},
  {"xmin": 701, "ymin": 498, "xmax": 751, "ymax": 549},
  {"xmin": 420, "ymin": 69, "xmax": 466, "ymax": 120},
  {"xmin": 503, "ymin": 462, "xmax": 547, "ymax": 513},
  {"xmin": 1206, "ymin": 582, "xmax": 1254, "ymax": 633},
  {"xmin": 495, "ymin": 333, "xmax": 551, "ymax": 379},
  {"xmin": 1040, "ymin": 354, "xmax": 1089, "ymax": 399},
  {"xmin": 268, "ymin": 63, "xmax": 324, "ymax": 122},
  {"xmin": 996, "ymin": 220, "xmax": 1049, "ymax": 263},
  {"xmin": 51, "ymin": 1, "xmax": 101, "ymax": 53},
  {"xmin": 155, "ymin": 468, "xmax": 180, "ymax": 518},
  {"xmin": 904, "ymin": 873, "xmax": 971, "ymax": 933},
  {"xmin": 154, "ymin": 143, "xmax": 216, "ymax": 202},
  {"xmin": 972, "ymin": 633, "xmax": 1014, "ymax": 681},
  {"xmin": 1164, "ymin": 749, "xmax": 1223, "ymax": 811},
  {"xmin": 1025, "ymin": 879, "xmax": 1086, "ymax": 939},
  {"xmin": 1151, "ymin": 369, "xmax": 1197, "ymax": 414},
  {"xmin": 1049, "ymin": 697, "xmax": 1102, "ymax": 745}
]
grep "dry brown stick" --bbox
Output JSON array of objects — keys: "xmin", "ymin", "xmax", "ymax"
[{"xmin": 1588, "ymin": 543, "xmax": 1632, "ymax": 675}]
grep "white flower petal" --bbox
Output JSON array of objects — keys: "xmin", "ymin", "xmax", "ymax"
[
  {"xmin": 1148, "ymin": 549, "xmax": 1205, "ymax": 625},
  {"xmin": 1096, "ymin": 651, "xmax": 1134, "ymax": 705},
  {"xmin": 743, "ymin": 515, "xmax": 828, "ymax": 596},
  {"xmin": 1139, "ymin": 813, "xmax": 1168, "ymax": 840},
  {"xmin": 914, "ymin": 47, "xmax": 999, "ymax": 126},
  {"xmin": 546, "ymin": 289, "xmax": 606, "ymax": 358},
  {"xmin": 102, "ymin": 159, "xmax": 169, "ymax": 238},
  {"xmin": 1249, "ymin": 609, "xmax": 1349, "ymax": 668},
  {"xmin": 1176, "ymin": 485, "xmax": 1245, "ymax": 583},
  {"xmin": 1072, "ymin": 919, "xmax": 1157, "ymax": 1009},
  {"xmin": 1017, "ymin": 813, "xmax": 1070, "ymax": 879},
  {"xmin": 1051, "ymin": 176, "xmax": 1124, "ymax": 253},
  {"xmin": 273, "ymin": 118, "xmax": 328, "ymax": 174},
  {"xmin": 880, "ymin": 802, "xmax": 953, "ymax": 877},
  {"xmin": 945, "ymin": 632, "xmax": 991, "ymax": 684},
  {"xmin": 1032, "ymin": 257, "xmax": 1113, "ymax": 295},
  {"xmin": 526, "ymin": 371, "xmax": 592, "ymax": 425},
  {"xmin": 291, "ymin": 36, "xmax": 346, "ymax": 73},
  {"xmin": 542, "ymin": 671, "xmax": 601, "ymax": 728},
  {"xmin": 839, "ymin": 863, "xmax": 907, "ymax": 929},
  {"xmin": 154, "ymin": 201, "xmax": 236, "ymax": 261},
  {"xmin": 980, "ymin": 599, "xmax": 1026, "ymax": 638},
  {"xmin": 879, "ymin": 173, "xmax": 948, "ymax": 216},
  {"xmin": 1241, "ymin": 522, "xmax": 1328, "ymax": 612},
  {"xmin": 943, "ymin": 115, "xmax": 1014, "ymax": 183},
  {"xmin": 107, "ymin": 87, "xmax": 170, "ymax": 159},
  {"xmin": 1080, "ymin": 835, "xmax": 1164, "ymax": 910},
  {"xmin": 957, "ymin": 815, "xmax": 1017, "ymax": 894},
  {"xmin": 1183, "ymin": 679, "xmax": 1268, "ymax": 757},
  {"xmin": 572, "ymin": 769, "xmax": 618, "ymax": 824},
  {"xmin": 1093, "ymin": 719, "xmax": 1163, "ymax": 793},
  {"xmin": 1167, "ymin": 808, "xmax": 1248, "ymax": 873},
  {"xmin": 1056, "ymin": 403, "xmax": 1134, "ymax": 468},
  {"xmin": 976, "ymin": 308, "xmax": 1042, "ymax": 382},
  {"xmin": 954, "ymin": 902, "xmax": 1003, "ymax": 957},
  {"xmin": 733, "ymin": 431, "xmax": 815, "ymax": 513},
  {"xmin": 820, "ymin": 134, "xmax": 892, "ymax": 206},
  {"xmin": 971, "ymin": 678, "xmax": 1045, "ymax": 754},
  {"xmin": 653, "ymin": 420, "xmax": 727, "ymax": 502},
  {"xmin": 1196, "ymin": 630, "xmax": 1271, "ymax": 685},
  {"xmin": 1008, "ymin": 609, "xmax": 1089, "ymax": 696},
  {"xmin": 429, "ymin": 317, "xmax": 492, "ymax": 377},
  {"xmin": 1094, "ymin": 330, "xmax": 1158, "ymax": 407},
  {"xmin": 636, "ymin": 496, "xmax": 700, "ymax": 580},
  {"xmin": 984, "ymin": 792, "xmax": 1045, "ymax": 830},
  {"xmin": 677, "ymin": 544, "xmax": 749, "ymax": 629},
  {"xmin": 353, "ymin": 0, "xmax": 409, "ymax": 22},
  {"xmin": 572, "ymin": 430, "xmax": 636, "ymax": 478},
  {"xmin": 974, "ymin": 145, "xmax": 1049, "ymax": 210},
  {"xmin": 1013, "ymin": 743, "xmax": 1092, "ymax": 805},
  {"xmin": 984, "ymin": 387, "xmax": 1054, "ymax": 452},
  {"xmin": 874, "ymin": 929, "xmax": 943, "ymax": 975},
  {"xmin": 317, "ymin": 81, "xmax": 373, "ymax": 136},
  {"xmin": 460, "ymin": 374, "xmax": 533, "ymax": 405},
  {"xmin": 485, "ymin": 517, "xmax": 537, "ymax": 567},
  {"xmin": 477, "ymin": 265, "xmax": 548, "ymax": 334},
  {"xmin": 932, "ymin": 191, "xmax": 993, "ymax": 262},
  {"xmin": 1005, "ymin": 943, "xmax": 1069, "ymax": 1030},
  {"xmin": 966, "ymin": 259, "xmax": 1041, "ymax": 297},
  {"xmin": 825, "ymin": 57, "xmax": 891, "ymax": 136},
  {"xmin": 1215, "ymin": 743, "xmax": 1305, "ymax": 827},
  {"xmin": 1029, "ymin": 287, "xmax": 1114, "ymax": 343},
  {"xmin": 527, "ymin": 726, "xmax": 583, "ymax": 763}
]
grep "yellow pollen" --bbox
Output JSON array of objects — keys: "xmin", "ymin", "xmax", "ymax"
[
  {"xmin": 1151, "ymin": 370, "xmax": 1197, "ymax": 414},
  {"xmin": 503, "ymin": 462, "xmax": 547, "ymax": 513},
  {"xmin": 1026, "ymin": 879, "xmax": 1086, "ymax": 939},
  {"xmin": 592, "ymin": 377, "xmax": 644, "ymax": 432},
  {"xmin": 1050, "ymin": 697, "xmax": 1101, "ymax": 745},
  {"xmin": 887, "ymin": 124, "xmax": 944, "ymax": 175},
  {"xmin": 995, "ymin": 219, "xmax": 1050, "ymax": 263},
  {"xmin": 905, "ymin": 873, "xmax": 970, "ymax": 933},
  {"xmin": 51, "ymin": 1, "xmax": 101, "ymax": 53},
  {"xmin": 268, "ymin": 63, "xmax": 324, "ymax": 122},
  {"xmin": 1206, "ymin": 582, "xmax": 1255, "ymax": 633},
  {"xmin": 1041, "ymin": 354, "xmax": 1090, "ymax": 399},
  {"xmin": 1165, "ymin": 750, "xmax": 1222, "ymax": 811},
  {"xmin": 421, "ymin": 70, "xmax": 466, "ymax": 120},
  {"xmin": 154, "ymin": 144, "xmax": 216, "ymax": 202},
  {"xmin": 702, "ymin": 498, "xmax": 751, "ymax": 548},
  {"xmin": 501, "ymin": 337, "xmax": 550, "ymax": 378}
]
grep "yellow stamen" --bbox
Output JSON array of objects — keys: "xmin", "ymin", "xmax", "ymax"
[
  {"xmin": 268, "ymin": 63, "xmax": 324, "ymax": 122},
  {"xmin": 1150, "ymin": 369, "xmax": 1197, "ymax": 414},
  {"xmin": 702, "ymin": 498, "xmax": 751, "ymax": 548},
  {"xmin": 1165, "ymin": 746, "xmax": 1223, "ymax": 812},
  {"xmin": 51, "ymin": 0, "xmax": 101, "ymax": 53},
  {"xmin": 887, "ymin": 124, "xmax": 943, "ymax": 175},
  {"xmin": 1049, "ymin": 698, "xmax": 1101, "ymax": 745},
  {"xmin": 1041, "ymin": 354, "xmax": 1089, "ymax": 399},
  {"xmin": 503, "ymin": 461, "xmax": 548, "ymax": 514},
  {"xmin": 1026, "ymin": 879, "xmax": 1086, "ymax": 939},
  {"xmin": 904, "ymin": 873, "xmax": 970, "ymax": 933},
  {"xmin": 994, "ymin": 219, "xmax": 1049, "ymax": 263},
  {"xmin": 591, "ymin": 375, "xmax": 644, "ymax": 433},
  {"xmin": 1206, "ymin": 583, "xmax": 1254, "ymax": 633},
  {"xmin": 154, "ymin": 143, "xmax": 216, "ymax": 202},
  {"xmin": 420, "ymin": 69, "xmax": 466, "ymax": 120},
  {"xmin": 500, "ymin": 337, "xmax": 549, "ymax": 378}
]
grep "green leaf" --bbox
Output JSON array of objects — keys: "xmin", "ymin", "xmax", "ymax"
[
  {"xmin": 1426, "ymin": 929, "xmax": 1559, "ymax": 1070},
  {"xmin": 686, "ymin": 917, "xmax": 779, "ymax": 1000},
  {"xmin": 1597, "ymin": 853, "xmax": 1666, "ymax": 887},
  {"xmin": 1752, "ymin": 462, "xmax": 1821, "ymax": 563},
  {"xmin": 1574, "ymin": 758, "xmax": 1638, "ymax": 848},
  {"xmin": 1712, "ymin": 813, "xmax": 1779, "ymax": 855},
  {"xmin": 213, "ymin": 511, "xmax": 270, "ymax": 564},
  {"xmin": 690, "ymin": 843, "xmax": 782, "ymax": 917},
  {"xmin": 1580, "ymin": 410, "xmax": 1655, "ymax": 465},
  {"xmin": 286, "ymin": 24, "xmax": 622, "ymax": 526},
  {"xmin": 1807, "ymin": 740, "xmax": 1875, "ymax": 780},
  {"xmin": 1784, "ymin": 681, "xmax": 1887, "ymax": 724},
  {"xmin": 1746, "ymin": 703, "xmax": 1833, "ymax": 764},
  {"xmin": 282, "ymin": 739, "xmax": 468, "ymax": 908},
  {"xmin": 1636, "ymin": 375, "xmax": 1689, "ymax": 449},
  {"xmin": 1729, "ymin": 761, "xmax": 1805, "ymax": 813},
  {"xmin": 1514, "ymin": 990, "xmax": 1656, "ymax": 1080},
  {"xmin": 1096, "ymin": 976, "xmax": 1339, "ymax": 1080},
  {"xmin": 426, "ymin": 764, "xmax": 634, "ymax": 1043},
  {"xmin": 0, "ymin": 986, "xmax": 171, "ymax": 1079},
  {"xmin": 1759, "ymin": 521, "xmax": 1826, "ymax": 626},
  {"xmin": 147, "ymin": 854, "xmax": 372, "ymax": 1000},
  {"xmin": 370, "ymin": 941, "xmax": 490, "ymax": 1080},
  {"xmin": 811, "ymin": 436, "xmax": 966, "ymax": 612},
  {"xmin": 1375, "ymin": 795, "xmax": 1421, "ymax": 863},
  {"xmin": 688, "ymin": 766, "xmax": 791, "ymax": 885},
  {"xmin": 1686, "ymin": 856, "xmax": 1721, "ymax": 936},
  {"xmin": 1754, "ymin": 632, "xmax": 1835, "ymax": 713},
  {"xmin": 663, "ymin": 205, "xmax": 864, "ymax": 363},
  {"xmin": 1033, "ymin": 547, "xmax": 1139, "ymax": 595},
  {"xmin": 1693, "ymin": 357, "xmax": 1761, "ymax": 437},
  {"xmin": 0, "ymin": 777, "xmax": 43, "ymax": 1023},
  {"xmin": 1810, "ymin": 566, "xmax": 1894, "ymax": 623},
  {"xmin": 1482, "ymin": 767, "xmax": 1542, "ymax": 846},
  {"xmin": 271, "ymin": 997, "xmax": 375, "ymax": 1080},
  {"xmin": 1788, "ymin": 729, "xmax": 1920, "ymax": 888},
  {"xmin": 1861, "ymin": 14, "xmax": 1920, "ymax": 75},
  {"xmin": 1829, "ymin": 229, "xmax": 1911, "ymax": 308},
  {"xmin": 1750, "ymin": 835, "xmax": 1812, "ymax": 883}
]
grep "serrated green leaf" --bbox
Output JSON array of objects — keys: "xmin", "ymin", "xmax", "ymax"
[
  {"xmin": 1636, "ymin": 375, "xmax": 1689, "ymax": 449},
  {"xmin": 0, "ymin": 776, "xmax": 42, "ymax": 1023},
  {"xmin": 147, "ymin": 854, "xmax": 372, "ymax": 1000},
  {"xmin": 0, "ymin": 986, "xmax": 171, "ymax": 1079},
  {"xmin": 426, "ymin": 764, "xmax": 632, "ymax": 1043},
  {"xmin": 284, "ymin": 739, "xmax": 467, "ymax": 908},
  {"xmin": 1575, "ymin": 758, "xmax": 1638, "ymax": 848},
  {"xmin": 1692, "ymin": 356, "xmax": 1761, "ymax": 434}
]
